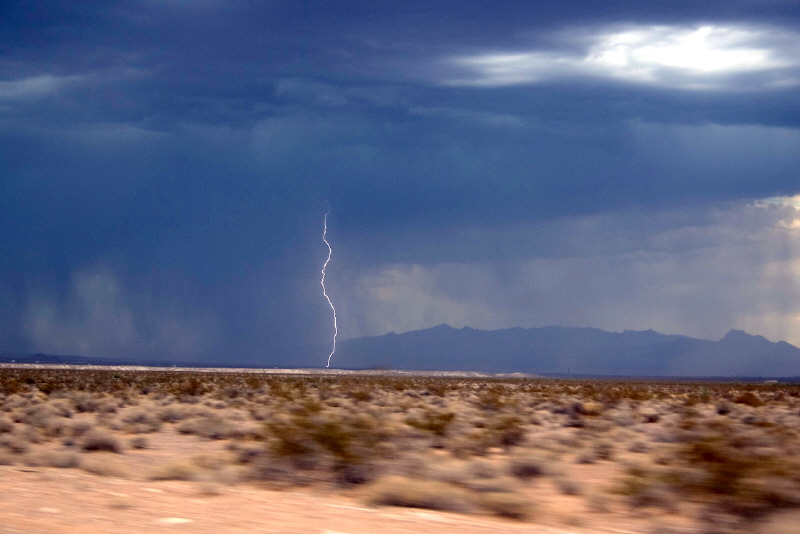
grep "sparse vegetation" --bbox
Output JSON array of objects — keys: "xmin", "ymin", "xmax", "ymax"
[{"xmin": 1, "ymin": 367, "xmax": 800, "ymax": 531}]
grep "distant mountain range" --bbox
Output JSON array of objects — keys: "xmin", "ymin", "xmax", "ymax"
[
  {"xmin": 4, "ymin": 325, "xmax": 800, "ymax": 377},
  {"xmin": 335, "ymin": 325, "xmax": 800, "ymax": 377}
]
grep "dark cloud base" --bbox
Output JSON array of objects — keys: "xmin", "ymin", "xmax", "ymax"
[{"xmin": 2, "ymin": 1, "xmax": 800, "ymax": 362}]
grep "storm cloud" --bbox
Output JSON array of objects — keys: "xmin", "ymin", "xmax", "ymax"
[{"xmin": 2, "ymin": 1, "xmax": 799, "ymax": 364}]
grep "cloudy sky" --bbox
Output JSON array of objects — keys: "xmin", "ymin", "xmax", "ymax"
[{"xmin": 2, "ymin": 1, "xmax": 800, "ymax": 365}]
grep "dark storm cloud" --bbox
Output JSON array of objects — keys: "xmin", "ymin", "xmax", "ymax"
[{"xmin": 2, "ymin": 0, "xmax": 800, "ymax": 361}]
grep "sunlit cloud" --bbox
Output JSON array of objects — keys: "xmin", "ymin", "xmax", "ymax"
[
  {"xmin": 757, "ymin": 195, "xmax": 800, "ymax": 229},
  {"xmin": 447, "ymin": 24, "xmax": 800, "ymax": 90},
  {"xmin": 758, "ymin": 194, "xmax": 800, "ymax": 209},
  {"xmin": 0, "ymin": 74, "xmax": 86, "ymax": 99}
]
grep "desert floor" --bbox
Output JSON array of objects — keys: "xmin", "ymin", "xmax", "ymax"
[{"xmin": 1, "ymin": 366, "xmax": 800, "ymax": 534}]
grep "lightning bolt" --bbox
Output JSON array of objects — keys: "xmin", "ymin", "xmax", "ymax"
[{"xmin": 321, "ymin": 205, "xmax": 338, "ymax": 368}]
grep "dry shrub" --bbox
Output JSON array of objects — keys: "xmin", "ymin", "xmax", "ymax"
[
  {"xmin": 425, "ymin": 460, "xmax": 473, "ymax": 486},
  {"xmin": 168, "ymin": 377, "xmax": 209, "ymax": 397},
  {"xmin": 129, "ymin": 436, "xmax": 148, "ymax": 449},
  {"xmin": 554, "ymin": 475, "xmax": 582, "ymax": 495},
  {"xmin": 586, "ymin": 492, "xmax": 610, "ymax": 513},
  {"xmin": 387, "ymin": 452, "xmax": 433, "ymax": 479},
  {"xmin": 212, "ymin": 464, "xmax": 246, "ymax": 485},
  {"xmin": 71, "ymin": 393, "xmax": 102, "ymax": 413},
  {"xmin": 477, "ymin": 491, "xmax": 532, "ymax": 520},
  {"xmin": 121, "ymin": 408, "xmax": 162, "ymax": 433},
  {"xmin": 20, "ymin": 425, "xmax": 43, "ymax": 444},
  {"xmin": 229, "ymin": 441, "xmax": 263, "ymax": 464},
  {"xmin": 508, "ymin": 452, "xmax": 546, "ymax": 480},
  {"xmin": 157, "ymin": 405, "xmax": 188, "ymax": 423},
  {"xmin": 148, "ymin": 460, "xmax": 200, "ymax": 481},
  {"xmin": 49, "ymin": 400, "xmax": 74, "ymax": 418},
  {"xmin": 69, "ymin": 419, "xmax": 95, "ymax": 437},
  {"xmin": 467, "ymin": 475, "xmax": 520, "ymax": 494},
  {"xmin": 176, "ymin": 418, "xmax": 199, "ymax": 434},
  {"xmin": 574, "ymin": 402, "xmax": 603, "ymax": 416},
  {"xmin": 644, "ymin": 414, "xmax": 661, "ymax": 425},
  {"xmin": 366, "ymin": 476, "xmax": 474, "ymax": 513},
  {"xmin": 0, "ymin": 450, "xmax": 15, "ymax": 465},
  {"xmin": 197, "ymin": 481, "xmax": 223, "ymax": 496},
  {"xmin": 178, "ymin": 415, "xmax": 235, "ymax": 439},
  {"xmin": 406, "ymin": 409, "xmax": 456, "ymax": 436},
  {"xmin": 735, "ymin": 392, "xmax": 765, "ymax": 408},
  {"xmin": 81, "ymin": 429, "xmax": 122, "ymax": 453},
  {"xmin": 468, "ymin": 458, "xmax": 498, "ymax": 479},
  {"xmin": 26, "ymin": 450, "xmax": 82, "ymax": 469},
  {"xmin": 0, "ymin": 434, "xmax": 29, "ymax": 454},
  {"xmin": 0, "ymin": 416, "xmax": 14, "ymax": 433},
  {"xmin": 678, "ymin": 438, "xmax": 756, "ymax": 496},
  {"xmin": 263, "ymin": 411, "xmax": 388, "ymax": 484},
  {"xmin": 449, "ymin": 430, "xmax": 490, "ymax": 458},
  {"xmin": 349, "ymin": 389, "xmax": 372, "ymax": 402},
  {"xmin": 487, "ymin": 414, "xmax": 526, "ymax": 448},
  {"xmin": 616, "ymin": 465, "xmax": 677, "ymax": 511},
  {"xmin": 2, "ymin": 394, "xmax": 28, "ymax": 412},
  {"xmin": 593, "ymin": 440, "xmax": 614, "ymax": 460},
  {"xmin": 14, "ymin": 404, "xmax": 59, "ymax": 428},
  {"xmin": 81, "ymin": 455, "xmax": 129, "ymax": 477}
]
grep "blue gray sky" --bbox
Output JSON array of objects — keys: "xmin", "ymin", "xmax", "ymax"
[{"xmin": 2, "ymin": 1, "xmax": 800, "ymax": 365}]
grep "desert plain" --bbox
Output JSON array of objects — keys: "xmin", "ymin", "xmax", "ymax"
[{"xmin": 1, "ymin": 365, "xmax": 800, "ymax": 534}]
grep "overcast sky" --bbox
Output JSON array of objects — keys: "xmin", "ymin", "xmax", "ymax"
[{"xmin": 2, "ymin": 1, "xmax": 800, "ymax": 365}]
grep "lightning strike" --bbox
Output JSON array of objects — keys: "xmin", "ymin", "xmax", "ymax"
[{"xmin": 321, "ymin": 206, "xmax": 338, "ymax": 368}]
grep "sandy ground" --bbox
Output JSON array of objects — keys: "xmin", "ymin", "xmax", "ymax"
[
  {"xmin": 0, "ymin": 428, "xmax": 701, "ymax": 534},
  {"xmin": 0, "ymin": 465, "xmax": 687, "ymax": 534}
]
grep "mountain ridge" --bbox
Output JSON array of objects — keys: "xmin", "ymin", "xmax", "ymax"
[
  {"xmin": 3, "ymin": 325, "xmax": 799, "ymax": 376},
  {"xmin": 336, "ymin": 325, "xmax": 800, "ymax": 376}
]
